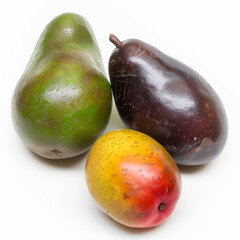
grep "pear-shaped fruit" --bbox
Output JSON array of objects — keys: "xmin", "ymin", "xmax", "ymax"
[
  {"xmin": 109, "ymin": 35, "xmax": 227, "ymax": 166},
  {"xmin": 85, "ymin": 129, "xmax": 181, "ymax": 228},
  {"xmin": 11, "ymin": 13, "xmax": 112, "ymax": 159}
]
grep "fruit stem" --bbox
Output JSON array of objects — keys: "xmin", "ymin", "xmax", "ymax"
[
  {"xmin": 158, "ymin": 203, "xmax": 166, "ymax": 212},
  {"xmin": 109, "ymin": 34, "xmax": 122, "ymax": 48}
]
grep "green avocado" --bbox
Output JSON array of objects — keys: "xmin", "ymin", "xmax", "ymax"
[{"xmin": 11, "ymin": 13, "xmax": 112, "ymax": 159}]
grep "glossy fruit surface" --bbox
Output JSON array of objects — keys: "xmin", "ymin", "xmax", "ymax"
[
  {"xmin": 85, "ymin": 129, "xmax": 181, "ymax": 228},
  {"xmin": 11, "ymin": 13, "xmax": 112, "ymax": 159},
  {"xmin": 109, "ymin": 35, "xmax": 228, "ymax": 165}
]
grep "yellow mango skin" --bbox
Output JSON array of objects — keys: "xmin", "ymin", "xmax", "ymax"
[{"xmin": 85, "ymin": 129, "xmax": 181, "ymax": 228}]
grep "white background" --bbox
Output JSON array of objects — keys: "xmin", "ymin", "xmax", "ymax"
[{"xmin": 1, "ymin": 0, "xmax": 239, "ymax": 239}]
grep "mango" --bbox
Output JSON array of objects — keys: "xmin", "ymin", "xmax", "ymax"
[{"xmin": 85, "ymin": 129, "xmax": 181, "ymax": 228}]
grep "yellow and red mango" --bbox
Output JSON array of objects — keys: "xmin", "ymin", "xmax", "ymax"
[{"xmin": 85, "ymin": 129, "xmax": 181, "ymax": 228}]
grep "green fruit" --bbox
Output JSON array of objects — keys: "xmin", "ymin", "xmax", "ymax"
[{"xmin": 11, "ymin": 13, "xmax": 112, "ymax": 159}]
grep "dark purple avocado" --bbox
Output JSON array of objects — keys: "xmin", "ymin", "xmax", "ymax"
[{"xmin": 108, "ymin": 34, "xmax": 228, "ymax": 166}]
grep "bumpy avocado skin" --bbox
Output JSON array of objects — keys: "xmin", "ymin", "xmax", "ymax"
[{"xmin": 12, "ymin": 13, "xmax": 112, "ymax": 159}]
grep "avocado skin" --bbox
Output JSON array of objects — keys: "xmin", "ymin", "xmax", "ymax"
[
  {"xmin": 109, "ymin": 38, "xmax": 227, "ymax": 166},
  {"xmin": 12, "ymin": 13, "xmax": 112, "ymax": 159}
]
